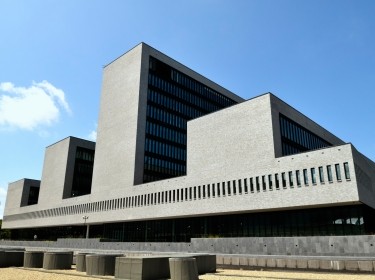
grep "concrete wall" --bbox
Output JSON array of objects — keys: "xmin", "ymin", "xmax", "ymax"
[
  {"xmin": 3, "ymin": 179, "xmax": 40, "ymax": 216},
  {"xmin": 2, "ymin": 44, "xmax": 375, "ymax": 231},
  {"xmin": 3, "ymin": 137, "xmax": 95, "ymax": 227},
  {"xmin": 187, "ymin": 94, "xmax": 274, "ymax": 181},
  {"xmin": 269, "ymin": 94, "xmax": 345, "ymax": 158},
  {"xmin": 352, "ymin": 146, "xmax": 375, "ymax": 209},
  {"xmin": 91, "ymin": 44, "xmax": 144, "ymax": 197},
  {"xmin": 92, "ymin": 42, "xmax": 244, "ymax": 191},
  {"xmin": 2, "ymin": 95, "xmax": 365, "ymax": 228},
  {"xmin": 37, "ymin": 137, "xmax": 71, "ymax": 206},
  {"xmin": 19, "ymin": 179, "xmax": 41, "ymax": 207},
  {"xmin": 2, "ymin": 236, "xmax": 375, "ymax": 257}
]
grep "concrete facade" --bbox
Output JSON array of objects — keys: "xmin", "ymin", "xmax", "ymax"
[
  {"xmin": 4, "ymin": 179, "xmax": 40, "ymax": 212},
  {"xmin": 2, "ymin": 235, "xmax": 375, "ymax": 257},
  {"xmin": 2, "ymin": 43, "xmax": 375, "ymax": 243}
]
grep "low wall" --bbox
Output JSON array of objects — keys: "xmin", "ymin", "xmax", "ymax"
[
  {"xmin": 217, "ymin": 254, "xmax": 375, "ymax": 272},
  {"xmin": 1, "ymin": 235, "xmax": 375, "ymax": 257}
]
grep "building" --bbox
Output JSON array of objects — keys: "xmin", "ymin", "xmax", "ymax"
[{"xmin": 3, "ymin": 43, "xmax": 375, "ymax": 242}]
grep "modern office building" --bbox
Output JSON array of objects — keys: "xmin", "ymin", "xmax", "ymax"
[{"xmin": 3, "ymin": 43, "xmax": 375, "ymax": 242}]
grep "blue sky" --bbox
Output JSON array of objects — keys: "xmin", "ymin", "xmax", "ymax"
[{"xmin": 0, "ymin": 0, "xmax": 374, "ymax": 218}]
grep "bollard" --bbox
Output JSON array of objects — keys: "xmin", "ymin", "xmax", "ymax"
[{"xmin": 169, "ymin": 257, "xmax": 198, "ymax": 280}]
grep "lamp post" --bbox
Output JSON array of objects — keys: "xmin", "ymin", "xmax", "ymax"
[{"xmin": 82, "ymin": 215, "xmax": 89, "ymax": 239}]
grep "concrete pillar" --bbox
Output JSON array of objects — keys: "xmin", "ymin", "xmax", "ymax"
[
  {"xmin": 286, "ymin": 259, "xmax": 297, "ymax": 269},
  {"xmin": 43, "ymin": 252, "xmax": 73, "ymax": 270},
  {"xmin": 75, "ymin": 253, "xmax": 89, "ymax": 272},
  {"xmin": 193, "ymin": 254, "xmax": 216, "ymax": 274},
  {"xmin": 0, "ymin": 251, "xmax": 24, "ymax": 267},
  {"xmin": 307, "ymin": 260, "xmax": 319, "ymax": 270},
  {"xmin": 319, "ymin": 260, "xmax": 332, "ymax": 270},
  {"xmin": 266, "ymin": 258, "xmax": 276, "ymax": 268},
  {"xmin": 276, "ymin": 259, "xmax": 286, "ymax": 268},
  {"xmin": 24, "ymin": 251, "xmax": 44, "ymax": 268},
  {"xmin": 169, "ymin": 258, "xmax": 198, "ymax": 280},
  {"xmin": 86, "ymin": 254, "xmax": 122, "ymax": 276},
  {"xmin": 296, "ymin": 259, "xmax": 308, "ymax": 269},
  {"xmin": 358, "ymin": 261, "xmax": 373, "ymax": 272},
  {"xmin": 345, "ymin": 260, "xmax": 359, "ymax": 271}
]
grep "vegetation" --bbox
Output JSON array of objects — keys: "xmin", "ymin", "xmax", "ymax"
[{"xmin": 0, "ymin": 219, "xmax": 11, "ymax": 239}]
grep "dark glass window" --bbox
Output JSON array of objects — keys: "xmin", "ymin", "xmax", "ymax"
[
  {"xmin": 275, "ymin": 174, "xmax": 280, "ymax": 189},
  {"xmin": 27, "ymin": 186, "xmax": 40, "ymax": 206},
  {"xmin": 71, "ymin": 147, "xmax": 95, "ymax": 197},
  {"xmin": 319, "ymin": 166, "xmax": 325, "ymax": 183},
  {"xmin": 262, "ymin": 176, "xmax": 266, "ymax": 191},
  {"xmin": 344, "ymin": 162, "xmax": 350, "ymax": 180},
  {"xmin": 279, "ymin": 114, "xmax": 332, "ymax": 156},
  {"xmin": 74, "ymin": 204, "xmax": 372, "ymax": 242},
  {"xmin": 335, "ymin": 164, "xmax": 342, "ymax": 181},
  {"xmin": 327, "ymin": 165, "xmax": 333, "ymax": 182},
  {"xmin": 282, "ymin": 172, "xmax": 287, "ymax": 188},
  {"xmin": 288, "ymin": 171, "xmax": 294, "ymax": 187},
  {"xmin": 144, "ymin": 56, "xmax": 238, "ymax": 183},
  {"xmin": 311, "ymin": 168, "xmax": 316, "ymax": 184},
  {"xmin": 296, "ymin": 170, "xmax": 301, "ymax": 186},
  {"xmin": 268, "ymin": 175, "xmax": 273, "ymax": 190},
  {"xmin": 303, "ymin": 169, "xmax": 309, "ymax": 185}
]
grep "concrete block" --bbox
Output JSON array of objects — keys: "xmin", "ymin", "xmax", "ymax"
[
  {"xmin": 0, "ymin": 251, "xmax": 24, "ymax": 267},
  {"xmin": 193, "ymin": 254, "xmax": 216, "ymax": 273},
  {"xmin": 345, "ymin": 260, "xmax": 359, "ymax": 271},
  {"xmin": 24, "ymin": 251, "xmax": 44, "ymax": 268},
  {"xmin": 169, "ymin": 258, "xmax": 198, "ymax": 280},
  {"xmin": 86, "ymin": 254, "xmax": 122, "ymax": 276},
  {"xmin": 75, "ymin": 253, "xmax": 89, "ymax": 272},
  {"xmin": 332, "ymin": 260, "xmax": 345, "ymax": 271},
  {"xmin": 307, "ymin": 260, "xmax": 319, "ymax": 270},
  {"xmin": 358, "ymin": 261, "xmax": 373, "ymax": 272},
  {"xmin": 115, "ymin": 256, "xmax": 170, "ymax": 280},
  {"xmin": 276, "ymin": 259, "xmax": 286, "ymax": 268},
  {"xmin": 257, "ymin": 258, "xmax": 266, "ymax": 267},
  {"xmin": 231, "ymin": 257, "xmax": 240, "ymax": 266},
  {"xmin": 266, "ymin": 258, "xmax": 276, "ymax": 268},
  {"xmin": 296, "ymin": 259, "xmax": 307, "ymax": 269},
  {"xmin": 223, "ymin": 257, "xmax": 231, "ymax": 265},
  {"xmin": 43, "ymin": 252, "xmax": 73, "ymax": 270},
  {"xmin": 248, "ymin": 258, "xmax": 257, "ymax": 267},
  {"xmin": 286, "ymin": 259, "xmax": 297, "ymax": 269},
  {"xmin": 216, "ymin": 255, "xmax": 223, "ymax": 265},
  {"xmin": 239, "ymin": 257, "xmax": 248, "ymax": 266},
  {"xmin": 319, "ymin": 260, "xmax": 332, "ymax": 270}
]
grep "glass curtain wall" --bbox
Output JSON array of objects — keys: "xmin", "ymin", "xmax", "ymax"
[
  {"xmin": 101, "ymin": 204, "xmax": 374, "ymax": 242},
  {"xmin": 71, "ymin": 147, "xmax": 95, "ymax": 197},
  {"xmin": 144, "ymin": 56, "xmax": 238, "ymax": 183},
  {"xmin": 279, "ymin": 114, "xmax": 332, "ymax": 156}
]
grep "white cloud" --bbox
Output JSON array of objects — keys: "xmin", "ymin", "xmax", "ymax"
[
  {"xmin": 87, "ymin": 123, "xmax": 97, "ymax": 141},
  {"xmin": 0, "ymin": 80, "xmax": 71, "ymax": 130},
  {"xmin": 88, "ymin": 130, "xmax": 97, "ymax": 141},
  {"xmin": 0, "ymin": 187, "xmax": 6, "ymax": 198},
  {"xmin": 0, "ymin": 186, "xmax": 7, "ymax": 219}
]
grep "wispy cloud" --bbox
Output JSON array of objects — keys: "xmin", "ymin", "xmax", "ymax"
[
  {"xmin": 0, "ymin": 186, "xmax": 7, "ymax": 218},
  {"xmin": 87, "ymin": 123, "xmax": 97, "ymax": 141},
  {"xmin": 0, "ymin": 80, "xmax": 71, "ymax": 131},
  {"xmin": 88, "ymin": 130, "xmax": 97, "ymax": 141}
]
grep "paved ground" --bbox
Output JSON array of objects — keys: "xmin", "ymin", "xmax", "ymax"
[{"xmin": 1, "ymin": 267, "xmax": 375, "ymax": 280}]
